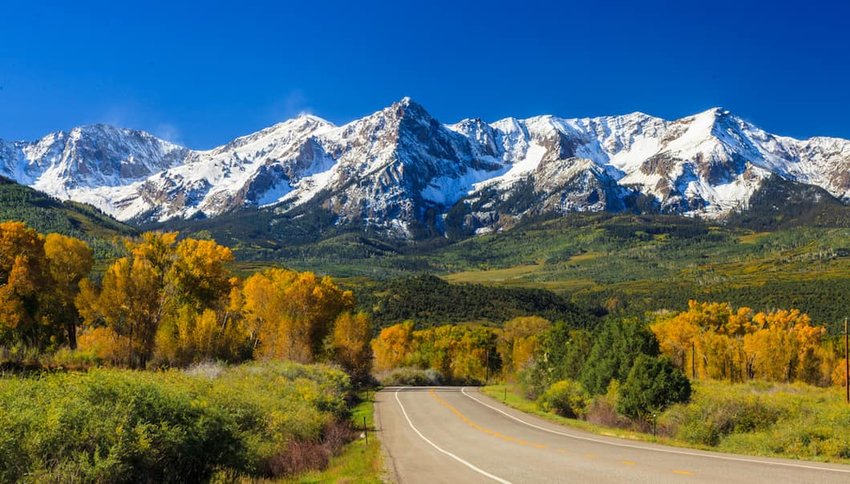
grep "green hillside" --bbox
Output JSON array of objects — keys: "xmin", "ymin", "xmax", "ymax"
[
  {"xmin": 0, "ymin": 177, "xmax": 136, "ymax": 257},
  {"xmin": 218, "ymin": 213, "xmax": 850, "ymax": 333}
]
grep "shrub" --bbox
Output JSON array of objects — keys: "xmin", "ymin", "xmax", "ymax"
[
  {"xmin": 376, "ymin": 367, "xmax": 443, "ymax": 386},
  {"xmin": 42, "ymin": 347, "xmax": 103, "ymax": 370},
  {"xmin": 585, "ymin": 380, "xmax": 631, "ymax": 429},
  {"xmin": 0, "ymin": 361, "xmax": 351, "ymax": 482},
  {"xmin": 660, "ymin": 383, "xmax": 787, "ymax": 446},
  {"xmin": 617, "ymin": 355, "xmax": 691, "ymax": 420},
  {"xmin": 538, "ymin": 380, "xmax": 590, "ymax": 418},
  {"xmin": 517, "ymin": 360, "xmax": 546, "ymax": 399}
]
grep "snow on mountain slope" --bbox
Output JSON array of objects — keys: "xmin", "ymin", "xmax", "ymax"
[
  {"xmin": 0, "ymin": 125, "xmax": 187, "ymax": 191},
  {"xmin": 1, "ymin": 99, "xmax": 849, "ymax": 237},
  {"xmin": 0, "ymin": 125, "xmax": 189, "ymax": 219},
  {"xmin": 131, "ymin": 114, "xmax": 337, "ymax": 221}
]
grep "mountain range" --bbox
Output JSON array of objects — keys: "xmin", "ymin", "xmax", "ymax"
[{"xmin": 2, "ymin": 98, "xmax": 849, "ymax": 238}]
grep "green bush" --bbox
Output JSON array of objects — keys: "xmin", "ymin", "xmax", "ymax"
[
  {"xmin": 664, "ymin": 393, "xmax": 782, "ymax": 446},
  {"xmin": 538, "ymin": 380, "xmax": 590, "ymax": 418},
  {"xmin": 0, "ymin": 361, "xmax": 351, "ymax": 482},
  {"xmin": 616, "ymin": 355, "xmax": 691, "ymax": 420}
]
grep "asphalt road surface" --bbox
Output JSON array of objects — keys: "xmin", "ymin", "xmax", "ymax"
[{"xmin": 375, "ymin": 386, "xmax": 850, "ymax": 483}]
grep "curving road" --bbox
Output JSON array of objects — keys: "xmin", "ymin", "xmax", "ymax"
[{"xmin": 375, "ymin": 387, "xmax": 850, "ymax": 483}]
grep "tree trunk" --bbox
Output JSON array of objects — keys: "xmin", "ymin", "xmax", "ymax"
[{"xmin": 66, "ymin": 321, "xmax": 77, "ymax": 350}]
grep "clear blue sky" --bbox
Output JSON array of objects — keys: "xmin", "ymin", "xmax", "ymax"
[{"xmin": 1, "ymin": 0, "xmax": 848, "ymax": 148}]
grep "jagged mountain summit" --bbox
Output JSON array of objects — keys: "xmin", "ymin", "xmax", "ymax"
[{"xmin": 1, "ymin": 98, "xmax": 849, "ymax": 237}]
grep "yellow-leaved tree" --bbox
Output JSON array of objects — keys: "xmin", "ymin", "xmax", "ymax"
[
  {"xmin": 0, "ymin": 222, "xmax": 59, "ymax": 349},
  {"xmin": 744, "ymin": 309, "xmax": 826, "ymax": 383},
  {"xmin": 43, "ymin": 233, "xmax": 93, "ymax": 349},
  {"xmin": 330, "ymin": 311, "xmax": 373, "ymax": 383},
  {"xmin": 652, "ymin": 300, "xmax": 830, "ymax": 384},
  {"xmin": 153, "ymin": 238, "xmax": 246, "ymax": 365},
  {"xmin": 77, "ymin": 232, "xmax": 252, "ymax": 367},
  {"xmin": 77, "ymin": 232, "xmax": 178, "ymax": 368},
  {"xmin": 498, "ymin": 316, "xmax": 551, "ymax": 375},
  {"xmin": 371, "ymin": 321, "xmax": 415, "ymax": 372},
  {"xmin": 242, "ymin": 268, "xmax": 354, "ymax": 362},
  {"xmin": 77, "ymin": 254, "xmax": 162, "ymax": 368}
]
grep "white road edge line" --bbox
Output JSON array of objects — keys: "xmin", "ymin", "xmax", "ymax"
[
  {"xmin": 460, "ymin": 387, "xmax": 850, "ymax": 475},
  {"xmin": 394, "ymin": 388, "xmax": 512, "ymax": 484}
]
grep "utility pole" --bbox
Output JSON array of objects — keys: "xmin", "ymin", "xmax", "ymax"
[{"xmin": 845, "ymin": 318, "xmax": 849, "ymax": 405}]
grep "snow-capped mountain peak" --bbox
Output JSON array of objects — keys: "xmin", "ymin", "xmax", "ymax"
[
  {"xmin": 2, "ymin": 101, "xmax": 849, "ymax": 237},
  {"xmin": 5, "ymin": 124, "xmax": 188, "ymax": 198}
]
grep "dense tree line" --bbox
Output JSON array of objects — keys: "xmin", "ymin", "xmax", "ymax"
[
  {"xmin": 361, "ymin": 274, "xmax": 594, "ymax": 327},
  {"xmin": 580, "ymin": 280, "xmax": 850, "ymax": 335},
  {"xmin": 371, "ymin": 315, "xmax": 691, "ymax": 421},
  {"xmin": 372, "ymin": 322, "xmax": 499, "ymax": 383},
  {"xmin": 0, "ymin": 222, "xmax": 373, "ymax": 383},
  {"xmin": 651, "ymin": 301, "xmax": 843, "ymax": 386}
]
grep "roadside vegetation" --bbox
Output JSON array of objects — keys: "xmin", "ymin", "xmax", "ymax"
[
  {"xmin": 0, "ymin": 362, "xmax": 353, "ymax": 482},
  {"xmin": 484, "ymin": 380, "xmax": 850, "ymax": 464},
  {"xmin": 285, "ymin": 391, "xmax": 384, "ymax": 484}
]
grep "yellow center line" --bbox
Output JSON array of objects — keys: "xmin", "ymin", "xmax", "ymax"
[
  {"xmin": 428, "ymin": 388, "xmax": 548, "ymax": 450},
  {"xmin": 621, "ymin": 460, "xmax": 637, "ymax": 466},
  {"xmin": 672, "ymin": 469, "xmax": 695, "ymax": 476}
]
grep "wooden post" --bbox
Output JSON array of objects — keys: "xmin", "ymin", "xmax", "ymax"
[{"xmin": 364, "ymin": 416, "xmax": 368, "ymax": 444}]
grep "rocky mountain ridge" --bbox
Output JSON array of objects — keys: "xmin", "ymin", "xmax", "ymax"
[{"xmin": 2, "ymin": 98, "xmax": 849, "ymax": 237}]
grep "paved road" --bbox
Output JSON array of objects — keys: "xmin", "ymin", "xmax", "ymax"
[{"xmin": 375, "ymin": 387, "xmax": 850, "ymax": 483}]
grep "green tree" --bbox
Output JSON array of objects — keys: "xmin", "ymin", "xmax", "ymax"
[
  {"xmin": 616, "ymin": 355, "xmax": 691, "ymax": 420},
  {"xmin": 579, "ymin": 318, "xmax": 659, "ymax": 395},
  {"xmin": 519, "ymin": 323, "xmax": 592, "ymax": 398},
  {"xmin": 562, "ymin": 329, "xmax": 593, "ymax": 380}
]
